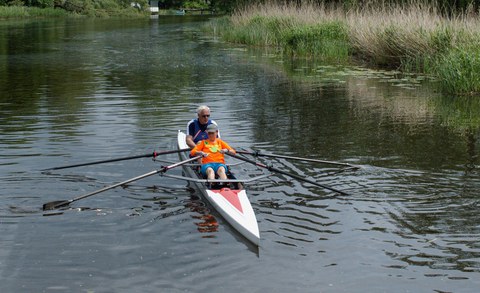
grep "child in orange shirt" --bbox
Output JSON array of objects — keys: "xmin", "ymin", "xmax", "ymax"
[{"xmin": 190, "ymin": 124, "xmax": 236, "ymax": 180}]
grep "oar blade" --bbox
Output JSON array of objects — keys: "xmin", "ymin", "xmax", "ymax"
[{"xmin": 43, "ymin": 200, "xmax": 71, "ymax": 211}]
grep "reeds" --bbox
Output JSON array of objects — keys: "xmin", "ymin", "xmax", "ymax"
[
  {"xmin": 226, "ymin": 1, "xmax": 349, "ymax": 60},
  {"xmin": 209, "ymin": 0, "xmax": 480, "ymax": 95}
]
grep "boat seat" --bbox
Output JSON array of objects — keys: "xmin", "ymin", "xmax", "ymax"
[{"xmin": 201, "ymin": 171, "xmax": 240, "ymax": 190}]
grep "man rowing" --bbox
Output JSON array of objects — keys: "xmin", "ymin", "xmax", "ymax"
[
  {"xmin": 190, "ymin": 124, "xmax": 236, "ymax": 182},
  {"xmin": 186, "ymin": 105, "xmax": 220, "ymax": 148}
]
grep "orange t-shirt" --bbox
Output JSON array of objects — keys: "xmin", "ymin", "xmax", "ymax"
[{"xmin": 190, "ymin": 138, "xmax": 235, "ymax": 164}]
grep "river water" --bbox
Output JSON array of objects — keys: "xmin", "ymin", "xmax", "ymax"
[{"xmin": 1, "ymin": 16, "xmax": 479, "ymax": 292}]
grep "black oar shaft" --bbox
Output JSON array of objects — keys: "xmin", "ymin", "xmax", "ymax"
[
  {"xmin": 47, "ymin": 154, "xmax": 153, "ymax": 170},
  {"xmin": 44, "ymin": 148, "xmax": 190, "ymax": 171},
  {"xmin": 228, "ymin": 153, "xmax": 349, "ymax": 196},
  {"xmin": 64, "ymin": 169, "xmax": 161, "ymax": 205},
  {"xmin": 237, "ymin": 150, "xmax": 358, "ymax": 169},
  {"xmin": 43, "ymin": 155, "xmax": 202, "ymax": 210}
]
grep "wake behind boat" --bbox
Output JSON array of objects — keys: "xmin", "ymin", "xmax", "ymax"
[{"xmin": 174, "ymin": 131, "xmax": 260, "ymax": 245}]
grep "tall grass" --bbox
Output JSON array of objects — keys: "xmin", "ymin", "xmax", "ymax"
[
  {"xmin": 347, "ymin": 2, "xmax": 442, "ymax": 65},
  {"xmin": 434, "ymin": 47, "xmax": 480, "ymax": 94},
  {"xmin": 209, "ymin": 2, "xmax": 349, "ymax": 61},
  {"xmin": 347, "ymin": 2, "xmax": 480, "ymax": 94},
  {"xmin": 208, "ymin": 1, "xmax": 480, "ymax": 95},
  {"xmin": 283, "ymin": 21, "xmax": 349, "ymax": 60}
]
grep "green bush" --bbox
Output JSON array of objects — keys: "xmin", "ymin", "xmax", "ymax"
[
  {"xmin": 58, "ymin": 0, "xmax": 147, "ymax": 17},
  {"xmin": 63, "ymin": 0, "xmax": 84, "ymax": 13},
  {"xmin": 32, "ymin": 0, "xmax": 54, "ymax": 8},
  {"xmin": 93, "ymin": 0, "xmax": 120, "ymax": 10},
  {"xmin": 184, "ymin": 1, "xmax": 208, "ymax": 9},
  {"xmin": 8, "ymin": 0, "xmax": 24, "ymax": 6}
]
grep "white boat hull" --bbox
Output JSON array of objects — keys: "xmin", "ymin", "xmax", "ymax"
[{"xmin": 177, "ymin": 131, "xmax": 260, "ymax": 245}]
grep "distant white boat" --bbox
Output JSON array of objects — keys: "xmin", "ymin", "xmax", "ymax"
[
  {"xmin": 175, "ymin": 9, "xmax": 185, "ymax": 15},
  {"xmin": 130, "ymin": 2, "xmax": 141, "ymax": 10}
]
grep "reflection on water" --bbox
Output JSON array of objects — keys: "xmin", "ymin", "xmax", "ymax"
[{"xmin": 0, "ymin": 16, "xmax": 479, "ymax": 292}]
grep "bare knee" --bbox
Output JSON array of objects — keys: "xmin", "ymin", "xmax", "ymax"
[
  {"xmin": 206, "ymin": 168, "xmax": 215, "ymax": 180},
  {"xmin": 217, "ymin": 167, "xmax": 227, "ymax": 180}
]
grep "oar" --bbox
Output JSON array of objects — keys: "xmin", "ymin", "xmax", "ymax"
[
  {"xmin": 43, "ymin": 148, "xmax": 191, "ymax": 171},
  {"xmin": 237, "ymin": 150, "xmax": 359, "ymax": 169},
  {"xmin": 42, "ymin": 155, "xmax": 202, "ymax": 211},
  {"xmin": 227, "ymin": 153, "xmax": 349, "ymax": 196}
]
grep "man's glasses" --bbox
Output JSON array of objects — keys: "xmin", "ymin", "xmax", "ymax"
[{"xmin": 202, "ymin": 115, "xmax": 210, "ymax": 118}]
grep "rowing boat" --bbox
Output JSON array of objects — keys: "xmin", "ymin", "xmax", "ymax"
[
  {"xmin": 176, "ymin": 131, "xmax": 260, "ymax": 245},
  {"xmin": 43, "ymin": 131, "xmax": 348, "ymax": 243}
]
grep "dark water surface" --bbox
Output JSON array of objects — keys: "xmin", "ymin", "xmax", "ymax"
[{"xmin": 1, "ymin": 16, "xmax": 479, "ymax": 292}]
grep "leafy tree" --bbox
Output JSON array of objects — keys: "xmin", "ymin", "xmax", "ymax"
[{"xmin": 30, "ymin": 0, "xmax": 54, "ymax": 8}]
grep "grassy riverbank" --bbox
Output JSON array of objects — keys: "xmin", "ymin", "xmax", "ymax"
[{"xmin": 207, "ymin": 2, "xmax": 480, "ymax": 96}]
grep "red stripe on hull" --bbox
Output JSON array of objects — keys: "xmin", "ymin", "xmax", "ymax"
[{"xmin": 211, "ymin": 188, "xmax": 243, "ymax": 213}]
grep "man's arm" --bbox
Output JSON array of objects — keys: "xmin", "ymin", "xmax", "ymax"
[
  {"xmin": 186, "ymin": 120, "xmax": 196, "ymax": 148},
  {"xmin": 186, "ymin": 135, "xmax": 196, "ymax": 148}
]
